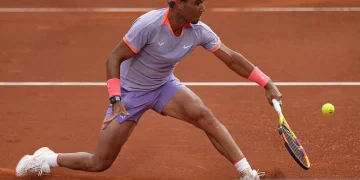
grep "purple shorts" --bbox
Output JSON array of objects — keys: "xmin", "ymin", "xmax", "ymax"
[{"xmin": 104, "ymin": 76, "xmax": 184, "ymax": 124}]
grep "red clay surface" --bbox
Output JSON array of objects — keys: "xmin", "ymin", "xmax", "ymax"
[{"xmin": 1, "ymin": 0, "xmax": 360, "ymax": 179}]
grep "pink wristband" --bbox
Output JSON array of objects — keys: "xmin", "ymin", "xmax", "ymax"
[
  {"xmin": 248, "ymin": 67, "xmax": 270, "ymax": 87},
  {"xmin": 106, "ymin": 78, "xmax": 121, "ymax": 98}
]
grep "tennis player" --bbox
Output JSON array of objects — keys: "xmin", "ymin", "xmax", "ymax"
[{"xmin": 16, "ymin": 0, "xmax": 282, "ymax": 179}]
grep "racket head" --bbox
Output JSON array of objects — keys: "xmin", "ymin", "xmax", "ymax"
[{"xmin": 278, "ymin": 123, "xmax": 311, "ymax": 170}]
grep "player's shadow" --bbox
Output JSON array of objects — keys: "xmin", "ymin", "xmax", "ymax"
[{"xmin": 262, "ymin": 168, "xmax": 286, "ymax": 179}]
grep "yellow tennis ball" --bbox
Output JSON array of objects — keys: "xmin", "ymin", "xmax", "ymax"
[{"xmin": 322, "ymin": 103, "xmax": 335, "ymax": 115}]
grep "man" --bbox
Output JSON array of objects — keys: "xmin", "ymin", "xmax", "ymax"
[{"xmin": 15, "ymin": 0, "xmax": 282, "ymax": 179}]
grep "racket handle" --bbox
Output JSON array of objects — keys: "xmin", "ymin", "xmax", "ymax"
[{"xmin": 272, "ymin": 99, "xmax": 282, "ymax": 113}]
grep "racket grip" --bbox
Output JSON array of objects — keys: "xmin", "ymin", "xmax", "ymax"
[{"xmin": 272, "ymin": 99, "xmax": 282, "ymax": 113}]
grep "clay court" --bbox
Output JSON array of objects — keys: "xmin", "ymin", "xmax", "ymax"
[{"xmin": 1, "ymin": 0, "xmax": 360, "ymax": 179}]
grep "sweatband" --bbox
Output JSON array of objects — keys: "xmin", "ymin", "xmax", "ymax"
[
  {"xmin": 248, "ymin": 67, "xmax": 270, "ymax": 87},
  {"xmin": 234, "ymin": 157, "xmax": 251, "ymax": 173},
  {"xmin": 107, "ymin": 78, "xmax": 121, "ymax": 98}
]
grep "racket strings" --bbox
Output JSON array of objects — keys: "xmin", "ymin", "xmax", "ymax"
[{"xmin": 283, "ymin": 127, "xmax": 308, "ymax": 165}]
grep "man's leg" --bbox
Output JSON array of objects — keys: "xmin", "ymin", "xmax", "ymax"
[
  {"xmin": 161, "ymin": 86, "xmax": 242, "ymax": 163},
  {"xmin": 16, "ymin": 88, "xmax": 152, "ymax": 177},
  {"xmin": 15, "ymin": 120, "xmax": 137, "ymax": 177},
  {"xmin": 57, "ymin": 120, "xmax": 136, "ymax": 172},
  {"xmin": 157, "ymin": 85, "xmax": 261, "ymax": 178}
]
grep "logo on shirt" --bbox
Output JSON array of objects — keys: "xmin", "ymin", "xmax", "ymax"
[
  {"xmin": 183, "ymin": 44, "xmax": 192, "ymax": 49},
  {"xmin": 158, "ymin": 42, "xmax": 164, "ymax": 46}
]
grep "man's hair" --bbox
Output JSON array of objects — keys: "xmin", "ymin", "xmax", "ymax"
[{"xmin": 168, "ymin": 0, "xmax": 188, "ymax": 8}]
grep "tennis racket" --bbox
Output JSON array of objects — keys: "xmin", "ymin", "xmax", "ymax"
[{"xmin": 272, "ymin": 99, "xmax": 310, "ymax": 170}]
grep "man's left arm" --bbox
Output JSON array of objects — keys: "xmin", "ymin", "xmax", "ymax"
[{"xmin": 212, "ymin": 43, "xmax": 282, "ymax": 104}]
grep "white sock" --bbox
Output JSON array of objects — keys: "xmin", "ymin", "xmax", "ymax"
[
  {"xmin": 234, "ymin": 157, "xmax": 251, "ymax": 175},
  {"xmin": 44, "ymin": 153, "xmax": 60, "ymax": 168}
]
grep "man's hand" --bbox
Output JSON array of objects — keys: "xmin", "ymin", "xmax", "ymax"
[
  {"xmin": 102, "ymin": 101, "xmax": 129, "ymax": 130},
  {"xmin": 265, "ymin": 81, "xmax": 283, "ymax": 106}
]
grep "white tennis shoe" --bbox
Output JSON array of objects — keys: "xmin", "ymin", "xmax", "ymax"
[
  {"xmin": 15, "ymin": 147, "xmax": 55, "ymax": 177},
  {"xmin": 237, "ymin": 169, "xmax": 265, "ymax": 180}
]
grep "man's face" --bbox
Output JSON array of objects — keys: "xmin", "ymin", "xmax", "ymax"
[{"xmin": 179, "ymin": 0, "xmax": 205, "ymax": 24}]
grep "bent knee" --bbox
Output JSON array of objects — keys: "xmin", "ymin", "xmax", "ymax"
[
  {"xmin": 89, "ymin": 161, "xmax": 112, "ymax": 172},
  {"xmin": 190, "ymin": 106, "xmax": 219, "ymax": 129},
  {"xmin": 88, "ymin": 155, "xmax": 114, "ymax": 172}
]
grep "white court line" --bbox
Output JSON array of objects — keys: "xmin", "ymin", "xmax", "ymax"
[
  {"xmin": 212, "ymin": 7, "xmax": 360, "ymax": 12},
  {"xmin": 0, "ymin": 7, "xmax": 360, "ymax": 13},
  {"xmin": 0, "ymin": 82, "xmax": 360, "ymax": 86}
]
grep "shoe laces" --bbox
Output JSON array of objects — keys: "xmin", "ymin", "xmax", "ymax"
[
  {"xmin": 26, "ymin": 159, "xmax": 45, "ymax": 176},
  {"xmin": 255, "ymin": 169, "xmax": 265, "ymax": 177},
  {"xmin": 243, "ymin": 169, "xmax": 265, "ymax": 180}
]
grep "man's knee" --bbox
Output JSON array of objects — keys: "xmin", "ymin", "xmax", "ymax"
[
  {"xmin": 88, "ymin": 155, "xmax": 114, "ymax": 172},
  {"xmin": 94, "ymin": 163, "xmax": 112, "ymax": 172},
  {"xmin": 90, "ymin": 161, "xmax": 113, "ymax": 172},
  {"xmin": 190, "ymin": 106, "xmax": 220, "ymax": 130}
]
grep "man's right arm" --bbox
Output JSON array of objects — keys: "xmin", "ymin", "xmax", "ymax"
[
  {"xmin": 103, "ymin": 15, "xmax": 150, "ymax": 129},
  {"xmin": 102, "ymin": 40, "xmax": 135, "ymax": 130},
  {"xmin": 106, "ymin": 40, "xmax": 136, "ymax": 80}
]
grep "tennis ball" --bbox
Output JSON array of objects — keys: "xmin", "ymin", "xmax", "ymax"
[{"xmin": 322, "ymin": 103, "xmax": 335, "ymax": 115}]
